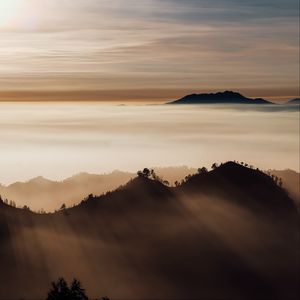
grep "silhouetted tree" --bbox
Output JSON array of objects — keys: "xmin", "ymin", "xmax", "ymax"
[
  {"xmin": 47, "ymin": 278, "xmax": 89, "ymax": 300},
  {"xmin": 60, "ymin": 203, "xmax": 66, "ymax": 211},
  {"xmin": 211, "ymin": 163, "xmax": 218, "ymax": 170},
  {"xmin": 198, "ymin": 167, "xmax": 208, "ymax": 174},
  {"xmin": 47, "ymin": 278, "xmax": 70, "ymax": 300},
  {"xmin": 23, "ymin": 205, "xmax": 30, "ymax": 211},
  {"xmin": 9, "ymin": 200, "xmax": 13, "ymax": 206},
  {"xmin": 185, "ymin": 175, "xmax": 192, "ymax": 181},
  {"xmin": 137, "ymin": 168, "xmax": 151, "ymax": 178},
  {"xmin": 142, "ymin": 168, "xmax": 151, "ymax": 178},
  {"xmin": 70, "ymin": 279, "xmax": 88, "ymax": 300}
]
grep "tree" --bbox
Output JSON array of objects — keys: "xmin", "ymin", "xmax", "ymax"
[
  {"xmin": 70, "ymin": 279, "xmax": 88, "ymax": 300},
  {"xmin": 23, "ymin": 205, "xmax": 30, "ymax": 211},
  {"xmin": 60, "ymin": 203, "xmax": 66, "ymax": 211},
  {"xmin": 211, "ymin": 163, "xmax": 218, "ymax": 170},
  {"xmin": 47, "ymin": 278, "xmax": 70, "ymax": 300},
  {"xmin": 198, "ymin": 167, "xmax": 208, "ymax": 174},
  {"xmin": 47, "ymin": 278, "xmax": 89, "ymax": 300},
  {"xmin": 142, "ymin": 168, "xmax": 151, "ymax": 178},
  {"xmin": 8, "ymin": 200, "xmax": 15, "ymax": 207},
  {"xmin": 137, "ymin": 168, "xmax": 151, "ymax": 178}
]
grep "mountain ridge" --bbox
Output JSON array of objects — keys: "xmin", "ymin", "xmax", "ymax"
[
  {"xmin": 167, "ymin": 90, "xmax": 274, "ymax": 104},
  {"xmin": 287, "ymin": 98, "xmax": 300, "ymax": 104},
  {"xmin": 0, "ymin": 162, "xmax": 298, "ymax": 300}
]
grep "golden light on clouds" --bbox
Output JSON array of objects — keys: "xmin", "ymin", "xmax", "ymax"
[{"xmin": 0, "ymin": 0, "xmax": 298, "ymax": 101}]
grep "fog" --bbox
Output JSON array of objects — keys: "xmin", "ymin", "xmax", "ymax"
[
  {"xmin": 0, "ymin": 189, "xmax": 298, "ymax": 299},
  {"xmin": 0, "ymin": 102, "xmax": 298, "ymax": 184}
]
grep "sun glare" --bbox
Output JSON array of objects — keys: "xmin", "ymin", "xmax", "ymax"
[{"xmin": 0, "ymin": 0, "xmax": 23, "ymax": 27}]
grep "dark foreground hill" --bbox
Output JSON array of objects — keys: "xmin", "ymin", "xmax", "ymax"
[
  {"xmin": 168, "ymin": 91, "xmax": 273, "ymax": 104},
  {"xmin": 0, "ymin": 162, "xmax": 299, "ymax": 300},
  {"xmin": 270, "ymin": 169, "xmax": 300, "ymax": 209}
]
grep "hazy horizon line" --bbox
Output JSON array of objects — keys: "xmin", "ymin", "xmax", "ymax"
[
  {"xmin": 0, "ymin": 88, "xmax": 299, "ymax": 103},
  {"xmin": 1, "ymin": 165, "xmax": 298, "ymax": 187}
]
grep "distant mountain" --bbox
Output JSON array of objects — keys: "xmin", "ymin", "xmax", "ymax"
[
  {"xmin": 1, "ymin": 165, "xmax": 298, "ymax": 212},
  {"xmin": 0, "ymin": 162, "xmax": 298, "ymax": 300},
  {"xmin": 0, "ymin": 167, "xmax": 196, "ymax": 211},
  {"xmin": 168, "ymin": 91, "xmax": 273, "ymax": 105},
  {"xmin": 0, "ymin": 170, "xmax": 134, "ymax": 211},
  {"xmin": 287, "ymin": 98, "xmax": 300, "ymax": 105}
]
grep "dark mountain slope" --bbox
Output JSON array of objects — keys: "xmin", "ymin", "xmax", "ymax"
[
  {"xmin": 0, "ymin": 167, "xmax": 195, "ymax": 212},
  {"xmin": 168, "ymin": 91, "xmax": 273, "ymax": 104},
  {"xmin": 66, "ymin": 176, "xmax": 177, "ymax": 224},
  {"xmin": 270, "ymin": 169, "xmax": 299, "ymax": 209},
  {"xmin": 179, "ymin": 162, "xmax": 296, "ymax": 216},
  {"xmin": 0, "ymin": 163, "xmax": 299, "ymax": 300}
]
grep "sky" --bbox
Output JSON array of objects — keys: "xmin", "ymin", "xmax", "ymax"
[{"xmin": 0, "ymin": 0, "xmax": 299, "ymax": 102}]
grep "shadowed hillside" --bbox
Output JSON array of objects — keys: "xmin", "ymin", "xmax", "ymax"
[
  {"xmin": 0, "ymin": 162, "xmax": 299, "ymax": 300},
  {"xmin": 0, "ymin": 167, "xmax": 196, "ymax": 212},
  {"xmin": 269, "ymin": 169, "xmax": 300, "ymax": 209}
]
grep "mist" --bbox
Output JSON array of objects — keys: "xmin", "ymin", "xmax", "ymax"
[
  {"xmin": 0, "ymin": 103, "xmax": 298, "ymax": 184},
  {"xmin": 0, "ymin": 186, "xmax": 298, "ymax": 299}
]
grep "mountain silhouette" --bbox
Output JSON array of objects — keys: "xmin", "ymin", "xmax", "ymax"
[
  {"xmin": 287, "ymin": 98, "xmax": 300, "ymax": 105},
  {"xmin": 0, "ymin": 167, "xmax": 196, "ymax": 212},
  {"xmin": 167, "ymin": 91, "xmax": 273, "ymax": 104},
  {"xmin": 0, "ymin": 162, "xmax": 299, "ymax": 300},
  {"xmin": 179, "ymin": 162, "xmax": 296, "ymax": 215}
]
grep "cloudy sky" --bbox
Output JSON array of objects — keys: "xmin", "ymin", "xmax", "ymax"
[{"xmin": 0, "ymin": 0, "xmax": 298, "ymax": 102}]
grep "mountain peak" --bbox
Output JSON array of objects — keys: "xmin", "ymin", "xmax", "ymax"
[
  {"xmin": 168, "ymin": 91, "xmax": 272, "ymax": 105},
  {"xmin": 287, "ymin": 98, "xmax": 300, "ymax": 105},
  {"xmin": 29, "ymin": 176, "xmax": 48, "ymax": 182},
  {"xmin": 180, "ymin": 161, "xmax": 296, "ymax": 215}
]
